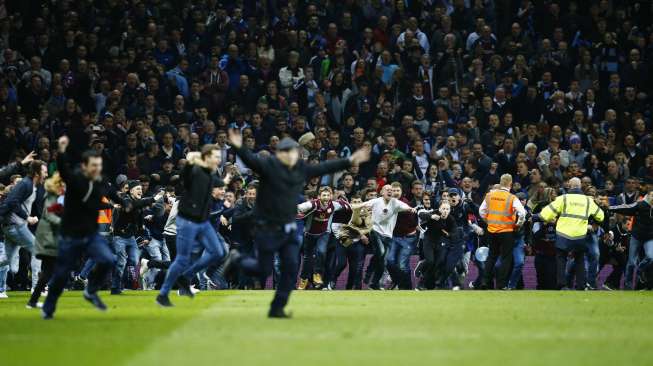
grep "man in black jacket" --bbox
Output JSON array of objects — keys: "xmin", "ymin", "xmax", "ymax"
[
  {"xmin": 110, "ymin": 180, "xmax": 164, "ymax": 294},
  {"xmin": 42, "ymin": 136, "xmax": 117, "ymax": 319},
  {"xmin": 156, "ymin": 144, "xmax": 230, "ymax": 307},
  {"xmin": 609, "ymin": 187, "xmax": 653, "ymax": 289},
  {"xmin": 228, "ymin": 130, "xmax": 370, "ymax": 318}
]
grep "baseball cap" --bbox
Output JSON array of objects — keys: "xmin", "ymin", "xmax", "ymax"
[
  {"xmin": 447, "ymin": 187, "xmax": 460, "ymax": 196},
  {"xmin": 277, "ymin": 137, "xmax": 300, "ymax": 151}
]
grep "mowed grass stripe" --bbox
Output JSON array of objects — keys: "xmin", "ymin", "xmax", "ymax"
[
  {"xmin": 124, "ymin": 291, "xmax": 653, "ymax": 366},
  {"xmin": 0, "ymin": 291, "xmax": 232, "ymax": 366}
]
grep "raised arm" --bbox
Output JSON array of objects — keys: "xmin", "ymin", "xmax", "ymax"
[
  {"xmin": 228, "ymin": 129, "xmax": 267, "ymax": 174},
  {"xmin": 56, "ymin": 136, "xmax": 72, "ymax": 182},
  {"xmin": 0, "ymin": 151, "xmax": 34, "ymax": 181}
]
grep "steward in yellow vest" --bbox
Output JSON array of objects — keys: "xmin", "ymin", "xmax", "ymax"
[{"xmin": 537, "ymin": 177, "xmax": 604, "ymax": 289}]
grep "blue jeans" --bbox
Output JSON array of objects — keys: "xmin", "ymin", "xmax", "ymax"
[
  {"xmin": 112, "ymin": 236, "xmax": 140, "ymax": 291},
  {"xmin": 160, "ymin": 217, "xmax": 226, "ymax": 296},
  {"xmin": 388, "ymin": 235, "xmax": 417, "ymax": 289},
  {"xmin": 79, "ymin": 235, "xmax": 112, "ymax": 279},
  {"xmin": 42, "ymin": 233, "xmax": 115, "ymax": 315},
  {"xmin": 0, "ymin": 224, "xmax": 39, "ymax": 292},
  {"xmin": 585, "ymin": 232, "xmax": 600, "ymax": 288},
  {"xmin": 369, "ymin": 231, "xmax": 393, "ymax": 288},
  {"xmin": 556, "ymin": 236, "xmax": 587, "ymax": 289},
  {"xmin": 625, "ymin": 236, "xmax": 653, "ymax": 289},
  {"xmin": 143, "ymin": 238, "xmax": 170, "ymax": 289},
  {"xmin": 507, "ymin": 235, "xmax": 526, "ymax": 289},
  {"xmin": 300, "ymin": 232, "xmax": 329, "ymax": 280}
]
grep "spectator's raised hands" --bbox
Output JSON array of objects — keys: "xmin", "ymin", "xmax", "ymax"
[{"xmin": 21, "ymin": 151, "xmax": 37, "ymax": 165}]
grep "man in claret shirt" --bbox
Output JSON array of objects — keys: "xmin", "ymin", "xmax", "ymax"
[{"xmin": 297, "ymin": 186, "xmax": 349, "ymax": 290}]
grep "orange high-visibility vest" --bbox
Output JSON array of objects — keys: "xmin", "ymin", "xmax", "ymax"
[
  {"xmin": 97, "ymin": 197, "xmax": 112, "ymax": 224},
  {"xmin": 626, "ymin": 194, "xmax": 645, "ymax": 231},
  {"xmin": 484, "ymin": 189, "xmax": 517, "ymax": 233}
]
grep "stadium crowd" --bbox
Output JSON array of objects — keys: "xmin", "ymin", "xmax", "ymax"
[{"xmin": 1, "ymin": 0, "xmax": 653, "ymax": 305}]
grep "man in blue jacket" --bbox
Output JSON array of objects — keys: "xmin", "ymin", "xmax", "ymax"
[{"xmin": 0, "ymin": 160, "xmax": 47, "ymax": 298}]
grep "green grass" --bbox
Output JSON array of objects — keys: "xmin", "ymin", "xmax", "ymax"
[{"xmin": 1, "ymin": 290, "xmax": 652, "ymax": 366}]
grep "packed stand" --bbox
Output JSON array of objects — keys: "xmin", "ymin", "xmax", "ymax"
[{"xmin": 1, "ymin": 0, "xmax": 653, "ymax": 302}]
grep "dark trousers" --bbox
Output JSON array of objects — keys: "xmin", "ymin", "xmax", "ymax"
[
  {"xmin": 241, "ymin": 222, "xmax": 300, "ymax": 311},
  {"xmin": 333, "ymin": 242, "xmax": 365, "ymax": 289},
  {"xmin": 599, "ymin": 245, "xmax": 627, "ymax": 289},
  {"xmin": 437, "ymin": 239, "xmax": 464, "ymax": 288},
  {"xmin": 43, "ymin": 233, "xmax": 115, "ymax": 315},
  {"xmin": 555, "ymin": 237, "xmax": 587, "ymax": 289},
  {"xmin": 300, "ymin": 233, "xmax": 328, "ymax": 280},
  {"xmin": 420, "ymin": 236, "xmax": 443, "ymax": 289},
  {"xmin": 534, "ymin": 254, "xmax": 557, "ymax": 290},
  {"xmin": 482, "ymin": 231, "xmax": 514, "ymax": 289},
  {"xmin": 368, "ymin": 231, "xmax": 392, "ymax": 288},
  {"xmin": 28, "ymin": 255, "xmax": 56, "ymax": 304},
  {"xmin": 164, "ymin": 234, "xmax": 177, "ymax": 260}
]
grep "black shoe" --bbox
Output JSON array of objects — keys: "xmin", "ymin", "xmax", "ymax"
[
  {"xmin": 41, "ymin": 310, "xmax": 53, "ymax": 320},
  {"xmin": 26, "ymin": 300, "xmax": 40, "ymax": 309},
  {"xmin": 110, "ymin": 288, "xmax": 123, "ymax": 295},
  {"xmin": 268, "ymin": 308, "xmax": 292, "ymax": 319},
  {"xmin": 156, "ymin": 294, "xmax": 173, "ymax": 307},
  {"xmin": 176, "ymin": 276, "xmax": 194, "ymax": 298},
  {"xmin": 83, "ymin": 290, "xmax": 108, "ymax": 311}
]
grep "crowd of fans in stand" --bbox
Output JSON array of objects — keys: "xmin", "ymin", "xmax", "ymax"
[{"xmin": 1, "ymin": 0, "xmax": 653, "ymax": 298}]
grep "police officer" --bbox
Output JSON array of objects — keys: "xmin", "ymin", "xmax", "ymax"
[
  {"xmin": 538, "ymin": 177, "xmax": 604, "ymax": 289},
  {"xmin": 479, "ymin": 174, "xmax": 527, "ymax": 289}
]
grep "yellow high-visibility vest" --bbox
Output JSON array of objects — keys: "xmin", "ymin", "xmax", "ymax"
[{"xmin": 540, "ymin": 193, "xmax": 604, "ymax": 240}]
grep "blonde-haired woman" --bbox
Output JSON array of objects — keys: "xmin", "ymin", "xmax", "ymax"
[{"xmin": 27, "ymin": 173, "xmax": 65, "ymax": 308}]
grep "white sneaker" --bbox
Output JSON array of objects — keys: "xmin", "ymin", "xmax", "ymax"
[
  {"xmin": 26, "ymin": 302, "xmax": 43, "ymax": 309},
  {"xmin": 468, "ymin": 282, "xmax": 475, "ymax": 290},
  {"xmin": 190, "ymin": 285, "xmax": 200, "ymax": 295},
  {"xmin": 0, "ymin": 292, "xmax": 8, "ymax": 299},
  {"xmin": 176, "ymin": 286, "xmax": 201, "ymax": 296},
  {"xmin": 452, "ymin": 286, "xmax": 461, "ymax": 291}
]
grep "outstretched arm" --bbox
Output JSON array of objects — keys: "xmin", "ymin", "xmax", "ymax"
[
  {"xmin": 228, "ymin": 129, "xmax": 267, "ymax": 175},
  {"xmin": 304, "ymin": 146, "xmax": 371, "ymax": 178},
  {"xmin": 608, "ymin": 202, "xmax": 638, "ymax": 216}
]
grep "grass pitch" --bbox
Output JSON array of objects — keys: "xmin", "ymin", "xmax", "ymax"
[{"xmin": 1, "ymin": 290, "xmax": 652, "ymax": 366}]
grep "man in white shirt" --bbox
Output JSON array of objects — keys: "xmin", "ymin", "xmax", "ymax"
[{"xmin": 353, "ymin": 185, "xmax": 415, "ymax": 289}]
